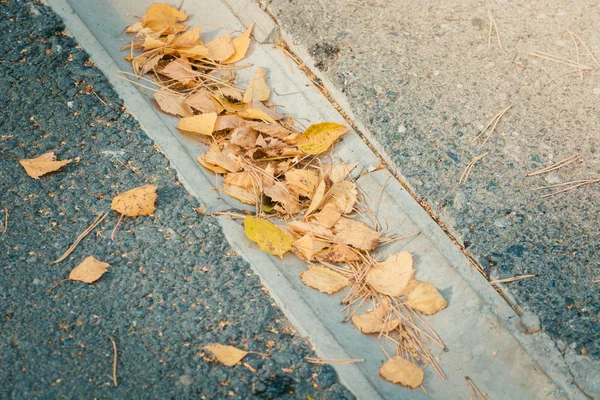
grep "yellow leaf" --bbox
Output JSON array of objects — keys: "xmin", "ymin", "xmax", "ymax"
[
  {"xmin": 323, "ymin": 162, "xmax": 359, "ymax": 183},
  {"xmin": 172, "ymin": 26, "xmax": 202, "ymax": 47},
  {"xmin": 300, "ymin": 265, "xmax": 348, "ymax": 294},
  {"xmin": 68, "ymin": 256, "xmax": 110, "ymax": 284},
  {"xmin": 125, "ymin": 21, "xmax": 144, "ymax": 33},
  {"xmin": 352, "ymin": 298, "xmax": 400, "ymax": 334},
  {"xmin": 244, "ymin": 216, "xmax": 292, "ymax": 257},
  {"xmin": 333, "ymin": 217, "xmax": 381, "ymax": 251},
  {"xmin": 285, "ymin": 169, "xmax": 319, "ymax": 198},
  {"xmin": 305, "ymin": 179, "xmax": 327, "ymax": 216},
  {"xmin": 153, "ymin": 90, "xmax": 193, "ymax": 117},
  {"xmin": 203, "ymin": 344, "xmax": 248, "ymax": 366},
  {"xmin": 223, "ymin": 183, "xmax": 259, "ymax": 205},
  {"xmin": 294, "ymin": 234, "xmax": 330, "ymax": 261},
  {"xmin": 143, "ymin": 35, "xmax": 168, "ymax": 50},
  {"xmin": 111, "ymin": 185, "xmax": 158, "ymax": 217},
  {"xmin": 19, "ymin": 152, "xmax": 72, "ymax": 180},
  {"xmin": 243, "ymin": 67, "xmax": 270, "ymax": 103},
  {"xmin": 224, "ymin": 171, "xmax": 254, "ymax": 189},
  {"xmin": 296, "ymin": 122, "xmax": 349, "ymax": 155},
  {"xmin": 237, "ymin": 107, "xmax": 276, "ymax": 124},
  {"xmin": 197, "ymin": 154, "xmax": 228, "ymax": 174},
  {"xmin": 366, "ymin": 251, "xmax": 414, "ymax": 297},
  {"xmin": 379, "ymin": 356, "xmax": 424, "ymax": 388},
  {"xmin": 223, "ymin": 24, "xmax": 254, "ymax": 64},
  {"xmin": 406, "ymin": 282, "xmax": 447, "ymax": 315},
  {"xmin": 206, "ymin": 35, "xmax": 235, "ymax": 62},
  {"xmin": 177, "ymin": 113, "xmax": 218, "ymax": 136},
  {"xmin": 400, "ymin": 279, "xmax": 420, "ymax": 297},
  {"xmin": 215, "ymin": 115, "xmax": 246, "ymax": 131},
  {"xmin": 141, "ymin": 4, "xmax": 188, "ymax": 34},
  {"xmin": 178, "ymin": 44, "xmax": 209, "ymax": 59}
]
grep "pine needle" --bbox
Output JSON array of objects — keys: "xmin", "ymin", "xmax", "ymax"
[
  {"xmin": 51, "ymin": 211, "xmax": 108, "ymax": 265},
  {"xmin": 459, "ymin": 152, "xmax": 489, "ymax": 184},
  {"xmin": 490, "ymin": 274, "xmax": 537, "ymax": 284}
]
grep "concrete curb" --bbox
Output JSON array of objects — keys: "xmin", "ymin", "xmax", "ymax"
[{"xmin": 45, "ymin": 0, "xmax": 588, "ymax": 398}]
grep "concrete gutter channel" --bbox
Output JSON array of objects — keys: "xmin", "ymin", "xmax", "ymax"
[{"xmin": 44, "ymin": 0, "xmax": 591, "ymax": 398}]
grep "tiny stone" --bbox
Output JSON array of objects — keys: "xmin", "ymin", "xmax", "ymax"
[
  {"xmin": 397, "ymin": 125, "xmax": 406, "ymax": 133},
  {"xmin": 520, "ymin": 310, "xmax": 541, "ymax": 334}
]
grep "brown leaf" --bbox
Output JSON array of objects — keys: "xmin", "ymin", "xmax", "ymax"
[
  {"xmin": 244, "ymin": 216, "xmax": 292, "ymax": 257},
  {"xmin": 305, "ymin": 179, "xmax": 327, "ymax": 216},
  {"xmin": 204, "ymin": 146, "xmax": 241, "ymax": 172},
  {"xmin": 223, "ymin": 183, "xmax": 259, "ymax": 205},
  {"xmin": 287, "ymin": 221, "xmax": 333, "ymax": 239},
  {"xmin": 111, "ymin": 185, "xmax": 158, "ymax": 217},
  {"xmin": 293, "ymin": 234, "xmax": 330, "ymax": 261},
  {"xmin": 178, "ymin": 44, "xmax": 209, "ymax": 60},
  {"xmin": 323, "ymin": 162, "xmax": 359, "ymax": 183},
  {"xmin": 185, "ymin": 91, "xmax": 223, "ymax": 114},
  {"xmin": 399, "ymin": 279, "xmax": 420, "ymax": 297},
  {"xmin": 218, "ymin": 87, "xmax": 244, "ymax": 102},
  {"xmin": 19, "ymin": 152, "xmax": 72, "ymax": 180},
  {"xmin": 246, "ymin": 121, "xmax": 292, "ymax": 139},
  {"xmin": 172, "ymin": 26, "xmax": 202, "ymax": 48},
  {"xmin": 318, "ymin": 244, "xmax": 360, "ymax": 263},
  {"xmin": 237, "ymin": 107, "xmax": 276, "ymax": 124},
  {"xmin": 366, "ymin": 251, "xmax": 414, "ymax": 297},
  {"xmin": 206, "ymin": 35, "xmax": 235, "ymax": 62},
  {"xmin": 197, "ymin": 154, "xmax": 228, "ymax": 174},
  {"xmin": 300, "ymin": 265, "xmax": 349, "ymax": 294},
  {"xmin": 243, "ymin": 67, "xmax": 270, "ymax": 103},
  {"xmin": 162, "ymin": 58, "xmax": 195, "ymax": 84},
  {"xmin": 263, "ymin": 184, "xmax": 300, "ymax": 215},
  {"xmin": 203, "ymin": 344, "xmax": 248, "ymax": 367},
  {"xmin": 223, "ymin": 24, "xmax": 254, "ymax": 64},
  {"xmin": 153, "ymin": 90, "xmax": 193, "ymax": 117},
  {"xmin": 68, "ymin": 256, "xmax": 110, "ymax": 284},
  {"xmin": 323, "ymin": 181, "xmax": 357, "ymax": 214},
  {"xmin": 177, "ymin": 113, "xmax": 218, "ymax": 136},
  {"xmin": 139, "ymin": 54, "xmax": 162, "ymax": 75},
  {"xmin": 230, "ymin": 125, "xmax": 259, "ymax": 148},
  {"xmin": 406, "ymin": 282, "xmax": 447, "ymax": 315},
  {"xmin": 311, "ymin": 203, "xmax": 342, "ymax": 228},
  {"xmin": 224, "ymin": 171, "xmax": 254, "ymax": 189},
  {"xmin": 351, "ymin": 298, "xmax": 400, "ymax": 334},
  {"xmin": 141, "ymin": 4, "xmax": 188, "ymax": 34},
  {"xmin": 379, "ymin": 356, "xmax": 424, "ymax": 388},
  {"xmin": 214, "ymin": 114, "xmax": 246, "ymax": 131},
  {"xmin": 296, "ymin": 122, "xmax": 349, "ymax": 155},
  {"xmin": 285, "ymin": 169, "xmax": 319, "ymax": 198},
  {"xmin": 333, "ymin": 218, "xmax": 381, "ymax": 251}
]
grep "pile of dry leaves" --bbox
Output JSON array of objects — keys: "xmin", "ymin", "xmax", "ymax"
[{"xmin": 121, "ymin": 3, "xmax": 448, "ymax": 390}]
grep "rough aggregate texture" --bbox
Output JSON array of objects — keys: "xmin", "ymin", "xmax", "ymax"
[
  {"xmin": 267, "ymin": 0, "xmax": 600, "ymax": 359},
  {"xmin": 0, "ymin": 2, "xmax": 353, "ymax": 399}
]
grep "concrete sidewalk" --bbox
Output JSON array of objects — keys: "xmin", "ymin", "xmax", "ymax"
[{"xmin": 39, "ymin": 0, "xmax": 597, "ymax": 398}]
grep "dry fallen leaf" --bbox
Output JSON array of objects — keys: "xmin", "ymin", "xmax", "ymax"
[
  {"xmin": 197, "ymin": 154, "xmax": 229, "ymax": 174},
  {"xmin": 333, "ymin": 218, "xmax": 381, "ymax": 251},
  {"xmin": 296, "ymin": 122, "xmax": 349, "ymax": 155},
  {"xmin": 263, "ymin": 184, "xmax": 300, "ymax": 215},
  {"xmin": 287, "ymin": 221, "xmax": 333, "ymax": 239},
  {"xmin": 311, "ymin": 202, "xmax": 342, "ymax": 228},
  {"xmin": 318, "ymin": 243, "xmax": 360, "ymax": 263},
  {"xmin": 19, "ymin": 152, "xmax": 72, "ymax": 180},
  {"xmin": 237, "ymin": 107, "xmax": 277, "ymax": 124},
  {"xmin": 323, "ymin": 162, "xmax": 359, "ymax": 183},
  {"xmin": 406, "ymin": 282, "xmax": 447, "ymax": 315},
  {"xmin": 224, "ymin": 171, "xmax": 254, "ymax": 189},
  {"xmin": 380, "ymin": 356, "xmax": 424, "ymax": 388},
  {"xmin": 366, "ymin": 251, "xmax": 414, "ymax": 297},
  {"xmin": 294, "ymin": 234, "xmax": 330, "ymax": 261},
  {"xmin": 399, "ymin": 279, "xmax": 420, "ymax": 297},
  {"xmin": 162, "ymin": 58, "xmax": 196, "ymax": 84},
  {"xmin": 243, "ymin": 67, "xmax": 270, "ymax": 103},
  {"xmin": 153, "ymin": 90, "xmax": 193, "ymax": 117},
  {"xmin": 206, "ymin": 35, "xmax": 235, "ymax": 62},
  {"xmin": 352, "ymin": 298, "xmax": 400, "ymax": 334},
  {"xmin": 203, "ymin": 344, "xmax": 248, "ymax": 366},
  {"xmin": 244, "ymin": 216, "xmax": 292, "ymax": 257},
  {"xmin": 111, "ymin": 185, "xmax": 158, "ymax": 217},
  {"xmin": 222, "ymin": 183, "xmax": 259, "ymax": 205},
  {"xmin": 223, "ymin": 24, "xmax": 254, "ymax": 64},
  {"xmin": 324, "ymin": 181, "xmax": 357, "ymax": 214},
  {"xmin": 140, "ymin": 3, "xmax": 188, "ymax": 34},
  {"xmin": 300, "ymin": 265, "xmax": 349, "ymax": 294},
  {"xmin": 186, "ymin": 91, "xmax": 223, "ymax": 114},
  {"xmin": 68, "ymin": 256, "xmax": 110, "ymax": 284},
  {"xmin": 305, "ymin": 179, "xmax": 327, "ymax": 216},
  {"xmin": 177, "ymin": 113, "xmax": 218, "ymax": 136},
  {"xmin": 285, "ymin": 169, "xmax": 319, "ymax": 198},
  {"xmin": 172, "ymin": 26, "xmax": 202, "ymax": 47}
]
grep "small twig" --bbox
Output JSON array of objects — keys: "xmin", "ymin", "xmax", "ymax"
[
  {"xmin": 526, "ymin": 153, "xmax": 581, "ymax": 177},
  {"xmin": 51, "ymin": 211, "xmax": 109, "ymax": 264},
  {"xmin": 2, "ymin": 206, "xmax": 7, "ymax": 235},
  {"xmin": 470, "ymin": 105, "xmax": 512, "ymax": 145},
  {"xmin": 115, "ymin": 159, "xmax": 141, "ymax": 175},
  {"xmin": 305, "ymin": 357, "xmax": 365, "ymax": 365},
  {"xmin": 109, "ymin": 336, "xmax": 118, "ymax": 387},
  {"xmin": 91, "ymin": 90, "xmax": 108, "ymax": 106},
  {"xmin": 47, "ymin": 279, "xmax": 68, "ymax": 293},
  {"xmin": 459, "ymin": 152, "xmax": 489, "ymax": 185},
  {"xmin": 490, "ymin": 274, "xmax": 537, "ymax": 285},
  {"xmin": 466, "ymin": 376, "xmax": 486, "ymax": 399},
  {"xmin": 111, "ymin": 213, "xmax": 124, "ymax": 241}
]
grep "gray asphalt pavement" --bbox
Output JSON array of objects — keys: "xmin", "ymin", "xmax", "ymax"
[{"xmin": 0, "ymin": 2, "xmax": 352, "ymax": 398}]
